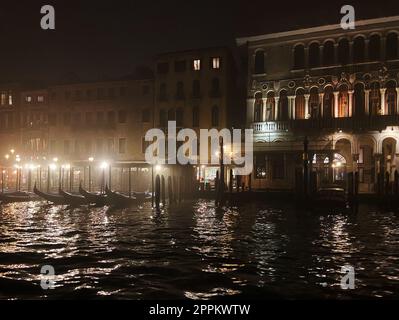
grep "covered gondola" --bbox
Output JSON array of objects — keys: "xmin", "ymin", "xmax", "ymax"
[{"xmin": 78, "ymin": 184, "xmax": 107, "ymax": 206}]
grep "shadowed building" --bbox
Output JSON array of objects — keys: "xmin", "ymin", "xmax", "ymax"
[{"xmin": 154, "ymin": 47, "xmax": 240, "ymax": 190}]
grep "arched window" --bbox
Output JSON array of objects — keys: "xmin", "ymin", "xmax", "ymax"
[
  {"xmin": 266, "ymin": 92, "xmax": 275, "ymax": 120},
  {"xmin": 338, "ymin": 85, "xmax": 349, "ymax": 117},
  {"xmin": 323, "ymin": 86, "xmax": 334, "ymax": 118},
  {"xmin": 338, "ymin": 38, "xmax": 349, "ymax": 65},
  {"xmin": 323, "ymin": 41, "xmax": 335, "ymax": 66},
  {"xmin": 354, "ymin": 83, "xmax": 365, "ymax": 117},
  {"xmin": 176, "ymin": 108, "xmax": 184, "ymax": 127},
  {"xmin": 192, "ymin": 106, "xmax": 199, "ymax": 127},
  {"xmin": 254, "ymin": 92, "xmax": 263, "ymax": 122},
  {"xmin": 386, "ymin": 32, "xmax": 398, "ymax": 60},
  {"xmin": 309, "ymin": 42, "xmax": 320, "ymax": 68},
  {"xmin": 353, "ymin": 37, "xmax": 365, "ymax": 63},
  {"xmin": 369, "ymin": 34, "xmax": 381, "ymax": 61},
  {"xmin": 309, "ymin": 87, "xmax": 319, "ymax": 118},
  {"xmin": 293, "ymin": 44, "xmax": 305, "ymax": 69},
  {"xmin": 254, "ymin": 51, "xmax": 265, "ymax": 74},
  {"xmin": 386, "ymin": 81, "xmax": 397, "ymax": 115},
  {"xmin": 279, "ymin": 91, "xmax": 288, "ymax": 120},
  {"xmin": 295, "ymin": 89, "xmax": 305, "ymax": 119},
  {"xmin": 192, "ymin": 80, "xmax": 200, "ymax": 98},
  {"xmin": 370, "ymin": 82, "xmax": 381, "ymax": 116},
  {"xmin": 159, "ymin": 109, "xmax": 167, "ymax": 127},
  {"xmin": 211, "ymin": 106, "xmax": 219, "ymax": 127},
  {"xmin": 168, "ymin": 108, "xmax": 175, "ymax": 121},
  {"xmin": 176, "ymin": 81, "xmax": 184, "ymax": 99}
]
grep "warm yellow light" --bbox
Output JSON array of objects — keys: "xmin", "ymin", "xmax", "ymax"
[
  {"xmin": 100, "ymin": 162, "xmax": 108, "ymax": 169},
  {"xmin": 49, "ymin": 163, "xmax": 57, "ymax": 170},
  {"xmin": 64, "ymin": 164, "xmax": 71, "ymax": 170},
  {"xmin": 88, "ymin": 157, "xmax": 94, "ymax": 162},
  {"xmin": 10, "ymin": 149, "xmax": 15, "ymax": 154},
  {"xmin": 53, "ymin": 157, "xmax": 58, "ymax": 162},
  {"xmin": 16, "ymin": 158, "xmax": 21, "ymax": 162},
  {"xmin": 155, "ymin": 165, "xmax": 162, "ymax": 172},
  {"xmin": 4, "ymin": 154, "xmax": 9, "ymax": 159}
]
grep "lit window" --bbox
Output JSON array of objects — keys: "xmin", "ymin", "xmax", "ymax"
[
  {"xmin": 8, "ymin": 93, "xmax": 12, "ymax": 105},
  {"xmin": 193, "ymin": 59, "xmax": 201, "ymax": 71},
  {"xmin": 1, "ymin": 92, "xmax": 6, "ymax": 105},
  {"xmin": 37, "ymin": 96, "xmax": 44, "ymax": 103},
  {"xmin": 212, "ymin": 57, "xmax": 220, "ymax": 69},
  {"xmin": 26, "ymin": 96, "xmax": 32, "ymax": 103}
]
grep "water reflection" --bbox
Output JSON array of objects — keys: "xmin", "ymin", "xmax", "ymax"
[{"xmin": 0, "ymin": 200, "xmax": 398, "ymax": 299}]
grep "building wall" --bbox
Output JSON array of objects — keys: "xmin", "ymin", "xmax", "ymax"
[{"xmin": 238, "ymin": 16, "xmax": 399, "ymax": 193}]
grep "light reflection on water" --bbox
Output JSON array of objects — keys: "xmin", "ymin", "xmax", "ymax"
[{"xmin": 0, "ymin": 200, "xmax": 398, "ymax": 299}]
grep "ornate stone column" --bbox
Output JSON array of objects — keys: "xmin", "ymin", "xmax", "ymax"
[
  {"xmin": 288, "ymin": 95, "xmax": 295, "ymax": 119},
  {"xmin": 333, "ymin": 91, "xmax": 339, "ymax": 117},
  {"xmin": 304, "ymin": 94, "xmax": 310, "ymax": 119},
  {"xmin": 348, "ymin": 90, "xmax": 354, "ymax": 117},
  {"xmin": 274, "ymin": 96, "xmax": 280, "ymax": 121},
  {"xmin": 364, "ymin": 89, "xmax": 370, "ymax": 115},
  {"xmin": 380, "ymin": 88, "xmax": 386, "ymax": 115},
  {"xmin": 292, "ymin": 95, "xmax": 296, "ymax": 119},
  {"xmin": 319, "ymin": 92, "xmax": 324, "ymax": 118},
  {"xmin": 262, "ymin": 98, "xmax": 267, "ymax": 121}
]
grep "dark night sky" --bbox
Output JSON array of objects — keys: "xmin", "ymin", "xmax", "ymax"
[{"xmin": 1, "ymin": 0, "xmax": 399, "ymax": 84}]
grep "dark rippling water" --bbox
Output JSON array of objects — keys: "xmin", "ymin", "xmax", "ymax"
[{"xmin": 0, "ymin": 199, "xmax": 399, "ymax": 299}]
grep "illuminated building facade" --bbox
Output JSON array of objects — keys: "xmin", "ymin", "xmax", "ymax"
[
  {"xmin": 1, "ymin": 77, "xmax": 154, "ymax": 192},
  {"xmin": 238, "ymin": 16, "xmax": 399, "ymax": 193}
]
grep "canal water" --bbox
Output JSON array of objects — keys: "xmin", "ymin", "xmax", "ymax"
[{"xmin": 0, "ymin": 199, "xmax": 398, "ymax": 299}]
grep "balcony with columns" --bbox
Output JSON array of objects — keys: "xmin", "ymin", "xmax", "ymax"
[{"xmin": 251, "ymin": 85, "xmax": 399, "ymax": 134}]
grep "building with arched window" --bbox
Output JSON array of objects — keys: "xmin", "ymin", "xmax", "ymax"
[{"xmin": 238, "ymin": 15, "xmax": 399, "ymax": 193}]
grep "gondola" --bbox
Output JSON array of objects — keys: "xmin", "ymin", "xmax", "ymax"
[
  {"xmin": 33, "ymin": 184, "xmax": 69, "ymax": 205},
  {"xmin": 78, "ymin": 184, "xmax": 107, "ymax": 206},
  {"xmin": 105, "ymin": 186, "xmax": 139, "ymax": 207},
  {"xmin": 0, "ymin": 191, "xmax": 40, "ymax": 203},
  {"xmin": 59, "ymin": 189, "xmax": 88, "ymax": 206}
]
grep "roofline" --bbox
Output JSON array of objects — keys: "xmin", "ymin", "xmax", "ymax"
[{"xmin": 236, "ymin": 15, "xmax": 399, "ymax": 45}]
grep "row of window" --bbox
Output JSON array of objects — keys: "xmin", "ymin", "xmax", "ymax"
[
  {"xmin": 48, "ymin": 138, "xmax": 128, "ymax": 155},
  {"xmin": 253, "ymin": 81, "xmax": 398, "ymax": 121},
  {"xmin": 254, "ymin": 32, "xmax": 399, "ymax": 73},
  {"xmin": 159, "ymin": 106, "xmax": 219, "ymax": 127},
  {"xmin": 25, "ymin": 95, "xmax": 45, "ymax": 103},
  {"xmin": 18, "ymin": 110, "xmax": 129, "ymax": 127},
  {"xmin": 158, "ymin": 78, "xmax": 221, "ymax": 101},
  {"xmin": 157, "ymin": 57, "xmax": 221, "ymax": 74},
  {"xmin": 0, "ymin": 92, "xmax": 13, "ymax": 106}
]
